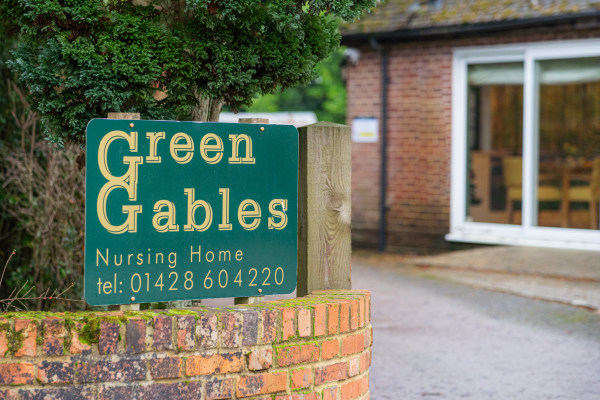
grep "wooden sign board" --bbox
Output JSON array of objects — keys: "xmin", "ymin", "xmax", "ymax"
[{"xmin": 85, "ymin": 119, "xmax": 298, "ymax": 306}]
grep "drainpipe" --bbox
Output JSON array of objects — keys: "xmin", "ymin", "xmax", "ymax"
[{"xmin": 370, "ymin": 37, "xmax": 389, "ymax": 252}]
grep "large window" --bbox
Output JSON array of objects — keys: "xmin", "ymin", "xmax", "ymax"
[
  {"xmin": 450, "ymin": 40, "xmax": 600, "ymax": 249},
  {"xmin": 466, "ymin": 62, "xmax": 524, "ymax": 225}
]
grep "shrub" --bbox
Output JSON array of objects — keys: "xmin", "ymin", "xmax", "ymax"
[{"xmin": 2, "ymin": 0, "xmax": 376, "ymax": 145}]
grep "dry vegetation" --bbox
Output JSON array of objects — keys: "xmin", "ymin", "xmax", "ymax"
[{"xmin": 0, "ymin": 81, "xmax": 85, "ymax": 310}]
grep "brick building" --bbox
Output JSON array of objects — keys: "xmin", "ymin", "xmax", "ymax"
[{"xmin": 342, "ymin": 0, "xmax": 600, "ymax": 252}]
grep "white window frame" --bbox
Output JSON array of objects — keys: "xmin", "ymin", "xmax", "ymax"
[{"xmin": 447, "ymin": 38, "xmax": 600, "ymax": 251}]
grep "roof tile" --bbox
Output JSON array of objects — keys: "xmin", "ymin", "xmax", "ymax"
[{"xmin": 342, "ymin": 0, "xmax": 600, "ymax": 35}]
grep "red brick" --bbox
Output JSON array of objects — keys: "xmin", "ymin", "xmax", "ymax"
[
  {"xmin": 276, "ymin": 343, "xmax": 319, "ymax": 367},
  {"xmin": 342, "ymin": 332, "xmax": 365, "ymax": 356},
  {"xmin": 341, "ymin": 376, "xmax": 369, "ymax": 400},
  {"xmin": 365, "ymin": 297, "xmax": 370, "ymax": 324},
  {"xmin": 341, "ymin": 380, "xmax": 360, "ymax": 400},
  {"xmin": 327, "ymin": 303, "xmax": 339, "ymax": 334},
  {"xmin": 37, "ymin": 361, "xmax": 74, "ymax": 384},
  {"xmin": 291, "ymin": 367, "xmax": 312, "ymax": 389},
  {"xmin": 21, "ymin": 388, "xmax": 95, "ymax": 399},
  {"xmin": 323, "ymin": 386, "xmax": 339, "ymax": 400},
  {"xmin": 261, "ymin": 310, "xmax": 278, "ymax": 344},
  {"xmin": 0, "ymin": 321, "xmax": 7, "ymax": 357},
  {"xmin": 197, "ymin": 313, "xmax": 218, "ymax": 348},
  {"xmin": 146, "ymin": 382, "xmax": 203, "ymax": 399},
  {"xmin": 99, "ymin": 385, "xmax": 140, "ymax": 399},
  {"xmin": 348, "ymin": 356, "xmax": 360, "ymax": 377},
  {"xmin": 350, "ymin": 300, "xmax": 359, "ymax": 330},
  {"xmin": 315, "ymin": 362, "xmax": 348, "ymax": 385},
  {"xmin": 341, "ymin": 379, "xmax": 362, "ymax": 400},
  {"xmin": 360, "ymin": 349, "xmax": 372, "ymax": 373},
  {"xmin": 248, "ymin": 348, "xmax": 273, "ymax": 371},
  {"xmin": 347, "ymin": 35, "xmax": 465, "ymax": 251},
  {"xmin": 0, "ymin": 389, "xmax": 17, "ymax": 400},
  {"xmin": 280, "ymin": 307, "xmax": 295, "ymax": 341},
  {"xmin": 149, "ymin": 357, "xmax": 182, "ymax": 379},
  {"xmin": 297, "ymin": 307, "xmax": 311, "ymax": 337},
  {"xmin": 70, "ymin": 321, "xmax": 92, "ymax": 355},
  {"xmin": 206, "ymin": 377, "xmax": 234, "ymax": 400},
  {"xmin": 177, "ymin": 315, "xmax": 195, "ymax": 351},
  {"xmin": 99, "ymin": 321, "xmax": 120, "ymax": 355},
  {"xmin": 43, "ymin": 318, "xmax": 65, "ymax": 356},
  {"xmin": 15, "ymin": 319, "xmax": 37, "ymax": 357},
  {"xmin": 0, "ymin": 363, "xmax": 35, "ymax": 385},
  {"xmin": 153, "ymin": 315, "xmax": 173, "ymax": 350},
  {"xmin": 339, "ymin": 302, "xmax": 350, "ymax": 333},
  {"xmin": 100, "ymin": 382, "xmax": 202, "ymax": 400},
  {"xmin": 186, "ymin": 351, "xmax": 244, "ymax": 376},
  {"xmin": 242, "ymin": 310, "xmax": 259, "ymax": 346},
  {"xmin": 126, "ymin": 318, "xmax": 146, "ymax": 354},
  {"xmin": 221, "ymin": 312, "xmax": 241, "ymax": 348},
  {"xmin": 358, "ymin": 297, "xmax": 365, "ymax": 328},
  {"xmin": 237, "ymin": 371, "xmax": 287, "ymax": 397},
  {"xmin": 314, "ymin": 304, "xmax": 327, "ymax": 336},
  {"xmin": 322, "ymin": 339, "xmax": 339, "ymax": 360},
  {"xmin": 76, "ymin": 360, "xmax": 146, "ymax": 383}
]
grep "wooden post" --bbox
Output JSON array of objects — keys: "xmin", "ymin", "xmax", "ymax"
[
  {"xmin": 297, "ymin": 122, "xmax": 352, "ymax": 297},
  {"xmin": 107, "ymin": 112, "xmax": 141, "ymax": 120},
  {"xmin": 106, "ymin": 112, "xmax": 141, "ymax": 311},
  {"xmin": 233, "ymin": 117, "xmax": 269, "ymax": 305},
  {"xmin": 237, "ymin": 118, "xmax": 270, "ymax": 124}
]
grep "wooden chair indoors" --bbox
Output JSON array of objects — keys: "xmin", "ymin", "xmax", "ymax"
[
  {"xmin": 502, "ymin": 156, "xmax": 562, "ymax": 224},
  {"xmin": 564, "ymin": 157, "xmax": 600, "ymax": 229}
]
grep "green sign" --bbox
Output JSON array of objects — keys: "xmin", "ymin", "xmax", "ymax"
[{"xmin": 85, "ymin": 119, "xmax": 298, "ymax": 306}]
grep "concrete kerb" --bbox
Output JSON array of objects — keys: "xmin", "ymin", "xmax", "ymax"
[
  {"xmin": 406, "ymin": 246, "xmax": 600, "ymax": 282},
  {"xmin": 354, "ymin": 247, "xmax": 600, "ymax": 312}
]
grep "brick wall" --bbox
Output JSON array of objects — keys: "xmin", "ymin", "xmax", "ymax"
[
  {"xmin": 346, "ymin": 24, "xmax": 600, "ymax": 252},
  {"xmin": 0, "ymin": 290, "xmax": 371, "ymax": 400}
]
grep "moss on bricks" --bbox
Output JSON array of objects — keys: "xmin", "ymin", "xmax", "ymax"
[
  {"xmin": 158, "ymin": 309, "xmax": 198, "ymax": 316},
  {"xmin": 62, "ymin": 318, "xmax": 74, "ymax": 353},
  {"xmin": 3, "ymin": 325, "xmax": 24, "ymax": 354},
  {"xmin": 78, "ymin": 318, "xmax": 101, "ymax": 345},
  {"xmin": 76, "ymin": 315, "xmax": 127, "ymax": 345}
]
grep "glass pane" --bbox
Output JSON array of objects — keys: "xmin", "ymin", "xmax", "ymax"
[
  {"xmin": 466, "ymin": 62, "xmax": 524, "ymax": 225},
  {"xmin": 536, "ymin": 57, "xmax": 600, "ymax": 229}
]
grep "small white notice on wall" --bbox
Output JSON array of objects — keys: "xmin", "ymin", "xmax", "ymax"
[{"xmin": 352, "ymin": 117, "xmax": 379, "ymax": 143}]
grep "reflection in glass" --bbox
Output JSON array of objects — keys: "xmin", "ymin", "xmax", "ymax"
[
  {"xmin": 466, "ymin": 62, "xmax": 524, "ymax": 224},
  {"xmin": 536, "ymin": 57, "xmax": 600, "ymax": 229}
]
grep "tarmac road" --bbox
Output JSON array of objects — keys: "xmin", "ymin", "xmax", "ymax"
[{"xmin": 352, "ymin": 260, "xmax": 600, "ymax": 400}]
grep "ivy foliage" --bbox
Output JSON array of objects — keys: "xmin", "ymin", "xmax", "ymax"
[{"xmin": 1, "ymin": 0, "xmax": 376, "ymax": 145}]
